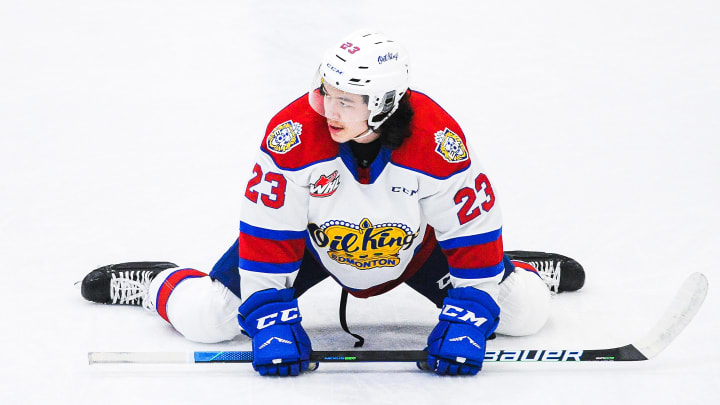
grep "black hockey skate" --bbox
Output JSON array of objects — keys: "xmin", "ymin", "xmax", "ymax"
[
  {"xmin": 80, "ymin": 261, "xmax": 177, "ymax": 307},
  {"xmin": 505, "ymin": 251, "xmax": 585, "ymax": 293}
]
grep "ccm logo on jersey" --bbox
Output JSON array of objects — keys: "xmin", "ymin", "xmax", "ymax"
[
  {"xmin": 391, "ymin": 186, "xmax": 417, "ymax": 196},
  {"xmin": 441, "ymin": 304, "xmax": 488, "ymax": 327},
  {"xmin": 267, "ymin": 120, "xmax": 302, "ymax": 154},
  {"xmin": 255, "ymin": 307, "xmax": 299, "ymax": 330},
  {"xmin": 310, "ymin": 170, "xmax": 340, "ymax": 197},
  {"xmin": 434, "ymin": 128, "xmax": 468, "ymax": 163}
]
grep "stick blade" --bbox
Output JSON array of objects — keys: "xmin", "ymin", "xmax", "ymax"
[{"xmin": 633, "ymin": 272, "xmax": 709, "ymax": 359}]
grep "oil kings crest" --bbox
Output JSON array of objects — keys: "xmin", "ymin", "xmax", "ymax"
[{"xmin": 308, "ymin": 218, "xmax": 419, "ymax": 270}]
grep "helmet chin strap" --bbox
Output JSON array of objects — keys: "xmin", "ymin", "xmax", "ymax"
[{"xmin": 352, "ymin": 128, "xmax": 376, "ymax": 141}]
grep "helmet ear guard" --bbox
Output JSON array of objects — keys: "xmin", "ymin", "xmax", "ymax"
[{"xmin": 368, "ymin": 90, "xmax": 401, "ymax": 129}]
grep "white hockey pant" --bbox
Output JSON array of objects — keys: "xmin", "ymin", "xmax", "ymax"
[
  {"xmin": 147, "ymin": 269, "xmax": 242, "ymax": 343},
  {"xmin": 148, "ymin": 267, "xmax": 549, "ymax": 343}
]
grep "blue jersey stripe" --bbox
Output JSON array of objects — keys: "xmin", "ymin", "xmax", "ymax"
[
  {"xmin": 259, "ymin": 147, "xmax": 339, "ymax": 172},
  {"xmin": 438, "ymin": 228, "xmax": 502, "ymax": 250},
  {"xmin": 239, "ymin": 221, "xmax": 306, "ymax": 241},
  {"xmin": 387, "ymin": 161, "xmax": 471, "ymax": 180},
  {"xmin": 238, "ymin": 258, "xmax": 302, "ymax": 274},
  {"xmin": 449, "ymin": 261, "xmax": 505, "ymax": 279}
]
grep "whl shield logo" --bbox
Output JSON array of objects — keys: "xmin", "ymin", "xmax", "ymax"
[{"xmin": 310, "ymin": 170, "xmax": 340, "ymax": 197}]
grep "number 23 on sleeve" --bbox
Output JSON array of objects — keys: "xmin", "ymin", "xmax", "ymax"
[
  {"xmin": 453, "ymin": 173, "xmax": 496, "ymax": 225},
  {"xmin": 244, "ymin": 163, "xmax": 287, "ymax": 209}
]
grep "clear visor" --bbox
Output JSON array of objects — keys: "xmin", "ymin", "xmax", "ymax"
[{"xmin": 308, "ymin": 69, "xmax": 372, "ymax": 123}]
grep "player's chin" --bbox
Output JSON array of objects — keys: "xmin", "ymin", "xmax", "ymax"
[{"xmin": 329, "ymin": 130, "xmax": 351, "ymax": 143}]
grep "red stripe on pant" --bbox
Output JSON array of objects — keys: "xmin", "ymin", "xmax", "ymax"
[
  {"xmin": 155, "ymin": 268, "xmax": 207, "ymax": 323},
  {"xmin": 511, "ymin": 261, "xmax": 538, "ymax": 274}
]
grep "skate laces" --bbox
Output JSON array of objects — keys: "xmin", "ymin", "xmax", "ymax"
[
  {"xmin": 530, "ymin": 260, "xmax": 561, "ymax": 293},
  {"xmin": 110, "ymin": 270, "xmax": 155, "ymax": 308}
]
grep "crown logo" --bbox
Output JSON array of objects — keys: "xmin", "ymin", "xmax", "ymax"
[
  {"xmin": 309, "ymin": 218, "xmax": 418, "ymax": 270},
  {"xmin": 434, "ymin": 128, "xmax": 468, "ymax": 163},
  {"xmin": 267, "ymin": 120, "xmax": 302, "ymax": 154}
]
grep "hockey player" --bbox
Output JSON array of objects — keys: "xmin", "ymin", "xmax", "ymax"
[{"xmin": 80, "ymin": 30, "xmax": 585, "ymax": 377}]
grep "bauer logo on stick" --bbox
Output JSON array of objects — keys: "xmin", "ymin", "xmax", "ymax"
[
  {"xmin": 267, "ymin": 120, "xmax": 302, "ymax": 154},
  {"xmin": 434, "ymin": 128, "xmax": 468, "ymax": 163}
]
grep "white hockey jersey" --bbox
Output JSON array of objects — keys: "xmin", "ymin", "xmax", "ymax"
[{"xmin": 238, "ymin": 91, "xmax": 505, "ymax": 303}]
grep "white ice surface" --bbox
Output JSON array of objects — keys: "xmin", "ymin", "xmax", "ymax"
[{"xmin": 1, "ymin": 1, "xmax": 718, "ymax": 404}]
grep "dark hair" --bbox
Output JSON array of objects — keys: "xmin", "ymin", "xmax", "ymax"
[{"xmin": 377, "ymin": 90, "xmax": 414, "ymax": 150}]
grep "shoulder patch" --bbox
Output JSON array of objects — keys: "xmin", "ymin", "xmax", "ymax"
[
  {"xmin": 433, "ymin": 128, "xmax": 468, "ymax": 163},
  {"xmin": 266, "ymin": 120, "xmax": 302, "ymax": 154},
  {"xmin": 389, "ymin": 91, "xmax": 472, "ymax": 179}
]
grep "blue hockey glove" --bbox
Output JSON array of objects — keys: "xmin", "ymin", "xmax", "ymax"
[
  {"xmin": 423, "ymin": 287, "xmax": 500, "ymax": 375},
  {"xmin": 238, "ymin": 288, "xmax": 315, "ymax": 376}
]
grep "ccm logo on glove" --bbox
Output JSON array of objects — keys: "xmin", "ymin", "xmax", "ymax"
[
  {"xmin": 256, "ymin": 307, "xmax": 299, "ymax": 330},
  {"xmin": 441, "ymin": 304, "xmax": 488, "ymax": 327}
]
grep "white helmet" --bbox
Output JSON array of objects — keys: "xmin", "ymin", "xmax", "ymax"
[{"xmin": 309, "ymin": 29, "xmax": 410, "ymax": 130}]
